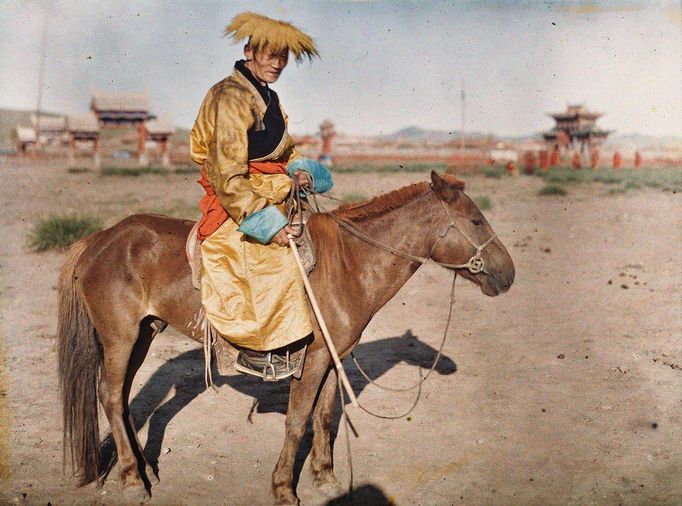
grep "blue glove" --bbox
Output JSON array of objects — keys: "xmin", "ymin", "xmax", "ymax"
[
  {"xmin": 287, "ymin": 158, "xmax": 334, "ymax": 193},
  {"xmin": 237, "ymin": 206, "xmax": 288, "ymax": 244}
]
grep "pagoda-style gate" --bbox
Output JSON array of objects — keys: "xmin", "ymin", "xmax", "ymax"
[
  {"xmin": 91, "ymin": 90, "xmax": 149, "ymax": 127},
  {"xmin": 138, "ymin": 118, "xmax": 174, "ymax": 167},
  {"xmin": 67, "ymin": 113, "xmax": 101, "ymax": 169},
  {"xmin": 543, "ymin": 105, "xmax": 611, "ymax": 156}
]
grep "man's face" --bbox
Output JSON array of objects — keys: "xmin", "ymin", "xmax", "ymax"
[{"xmin": 244, "ymin": 45, "xmax": 289, "ymax": 84}]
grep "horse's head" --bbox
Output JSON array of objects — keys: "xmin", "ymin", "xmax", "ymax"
[
  {"xmin": 428, "ymin": 171, "xmax": 515, "ymax": 296},
  {"xmin": 398, "ymin": 330, "xmax": 456, "ymax": 375}
]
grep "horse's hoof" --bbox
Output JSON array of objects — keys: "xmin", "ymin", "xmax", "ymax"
[
  {"xmin": 313, "ymin": 474, "xmax": 343, "ymax": 498},
  {"xmin": 123, "ymin": 485, "xmax": 151, "ymax": 504},
  {"xmin": 273, "ymin": 491, "xmax": 299, "ymax": 506},
  {"xmin": 145, "ymin": 465, "xmax": 160, "ymax": 485}
]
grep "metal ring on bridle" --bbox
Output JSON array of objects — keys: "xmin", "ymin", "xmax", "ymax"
[{"xmin": 467, "ymin": 255, "xmax": 485, "ymax": 274}]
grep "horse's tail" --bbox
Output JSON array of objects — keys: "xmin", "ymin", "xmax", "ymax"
[{"xmin": 57, "ymin": 236, "xmax": 102, "ymax": 485}]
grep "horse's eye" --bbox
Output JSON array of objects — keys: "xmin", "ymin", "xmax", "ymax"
[{"xmin": 472, "ymin": 219, "xmax": 482, "ymax": 226}]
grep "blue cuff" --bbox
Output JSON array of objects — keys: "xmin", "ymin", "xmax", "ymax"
[
  {"xmin": 287, "ymin": 158, "xmax": 334, "ymax": 193},
  {"xmin": 237, "ymin": 206, "xmax": 288, "ymax": 244}
]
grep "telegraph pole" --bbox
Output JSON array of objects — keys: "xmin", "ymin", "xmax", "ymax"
[
  {"xmin": 460, "ymin": 79, "xmax": 466, "ymax": 151},
  {"xmin": 35, "ymin": 7, "xmax": 49, "ymax": 151}
]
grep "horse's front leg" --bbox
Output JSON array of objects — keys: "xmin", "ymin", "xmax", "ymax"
[
  {"xmin": 272, "ymin": 347, "xmax": 331, "ymax": 505},
  {"xmin": 310, "ymin": 367, "xmax": 343, "ymax": 497}
]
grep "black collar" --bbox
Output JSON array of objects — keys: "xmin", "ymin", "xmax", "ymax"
[{"xmin": 235, "ymin": 59, "xmax": 270, "ymax": 104}]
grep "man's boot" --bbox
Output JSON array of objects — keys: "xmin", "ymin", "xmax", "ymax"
[{"xmin": 234, "ymin": 338, "xmax": 308, "ymax": 381}]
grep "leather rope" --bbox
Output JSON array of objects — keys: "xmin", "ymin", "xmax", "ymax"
[
  {"xmin": 301, "ymin": 185, "xmax": 497, "ymax": 497},
  {"xmin": 309, "ymin": 188, "xmax": 497, "ymax": 275},
  {"xmin": 351, "ymin": 272, "xmax": 457, "ymax": 419},
  {"xmin": 305, "ymin": 189, "xmax": 488, "ymax": 417}
]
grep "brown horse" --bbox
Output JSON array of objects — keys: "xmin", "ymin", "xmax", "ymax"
[{"xmin": 57, "ymin": 171, "xmax": 514, "ymax": 505}]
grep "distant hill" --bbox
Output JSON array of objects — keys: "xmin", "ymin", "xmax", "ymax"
[
  {"xmin": 605, "ymin": 133, "xmax": 682, "ymax": 151},
  {"xmin": 379, "ymin": 126, "xmax": 496, "ymax": 143},
  {"xmin": 0, "ymin": 110, "xmax": 33, "ymax": 145},
  {"xmin": 379, "ymin": 125, "xmax": 681, "ymax": 151},
  {"xmin": 381, "ymin": 126, "xmax": 458, "ymax": 142},
  {"xmin": 0, "ymin": 109, "xmax": 62, "ymax": 148}
]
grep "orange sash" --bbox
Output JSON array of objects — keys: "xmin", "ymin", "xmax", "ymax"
[{"xmin": 196, "ymin": 161, "xmax": 288, "ymax": 241}]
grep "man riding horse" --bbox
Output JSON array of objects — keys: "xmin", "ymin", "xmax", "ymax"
[{"xmin": 190, "ymin": 12, "xmax": 332, "ymax": 381}]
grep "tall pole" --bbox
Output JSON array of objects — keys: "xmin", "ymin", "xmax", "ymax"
[
  {"xmin": 460, "ymin": 79, "xmax": 466, "ymax": 151},
  {"xmin": 35, "ymin": 8, "xmax": 49, "ymax": 151}
]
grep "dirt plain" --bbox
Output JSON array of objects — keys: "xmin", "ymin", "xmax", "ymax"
[{"xmin": 0, "ymin": 159, "xmax": 680, "ymax": 505}]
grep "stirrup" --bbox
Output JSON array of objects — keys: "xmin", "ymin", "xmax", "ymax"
[{"xmin": 234, "ymin": 345, "xmax": 307, "ymax": 382}]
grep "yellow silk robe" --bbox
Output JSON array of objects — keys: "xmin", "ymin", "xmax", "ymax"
[{"xmin": 190, "ymin": 69, "xmax": 312, "ymax": 351}]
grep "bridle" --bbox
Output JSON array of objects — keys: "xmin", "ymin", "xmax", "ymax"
[
  {"xmin": 306, "ymin": 186, "xmax": 497, "ymax": 276},
  {"xmin": 428, "ymin": 199, "xmax": 498, "ymax": 275}
]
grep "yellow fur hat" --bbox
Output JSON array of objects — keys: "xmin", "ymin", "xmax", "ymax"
[{"xmin": 224, "ymin": 12, "xmax": 319, "ymax": 62}]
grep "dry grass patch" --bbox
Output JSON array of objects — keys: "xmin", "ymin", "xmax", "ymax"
[
  {"xmin": 101, "ymin": 166, "xmax": 166, "ymax": 177},
  {"xmin": 538, "ymin": 184, "xmax": 568, "ymax": 196},
  {"xmin": 28, "ymin": 215, "xmax": 102, "ymax": 252}
]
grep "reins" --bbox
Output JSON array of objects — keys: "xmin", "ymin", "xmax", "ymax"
[
  {"xmin": 288, "ymin": 183, "xmax": 499, "ymax": 495},
  {"xmin": 303, "ymin": 187, "xmax": 497, "ymax": 415},
  {"xmin": 351, "ymin": 272, "xmax": 457, "ymax": 419}
]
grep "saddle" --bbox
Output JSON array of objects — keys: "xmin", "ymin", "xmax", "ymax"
[{"xmin": 185, "ymin": 192, "xmax": 317, "ymax": 377}]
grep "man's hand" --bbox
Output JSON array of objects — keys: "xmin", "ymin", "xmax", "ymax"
[
  {"xmin": 293, "ymin": 169, "xmax": 311, "ymax": 189},
  {"xmin": 271, "ymin": 225, "xmax": 296, "ymax": 247}
]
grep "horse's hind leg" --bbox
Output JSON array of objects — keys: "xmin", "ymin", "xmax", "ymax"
[
  {"xmin": 122, "ymin": 323, "xmax": 159, "ymax": 484},
  {"xmin": 272, "ymin": 348, "xmax": 331, "ymax": 505},
  {"xmin": 98, "ymin": 325, "xmax": 158, "ymax": 485},
  {"xmin": 310, "ymin": 367, "xmax": 343, "ymax": 497},
  {"xmin": 98, "ymin": 322, "xmax": 151, "ymax": 502}
]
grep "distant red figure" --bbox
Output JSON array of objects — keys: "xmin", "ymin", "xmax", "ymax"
[
  {"xmin": 634, "ymin": 151, "xmax": 642, "ymax": 169},
  {"xmin": 550, "ymin": 146, "xmax": 559, "ymax": 166},
  {"xmin": 613, "ymin": 151, "xmax": 622, "ymax": 171},
  {"xmin": 590, "ymin": 148, "xmax": 600, "ymax": 170},
  {"xmin": 505, "ymin": 161, "xmax": 517, "ymax": 175},
  {"xmin": 572, "ymin": 151, "xmax": 582, "ymax": 169},
  {"xmin": 539, "ymin": 150, "xmax": 549, "ymax": 171},
  {"xmin": 523, "ymin": 151, "xmax": 536, "ymax": 175}
]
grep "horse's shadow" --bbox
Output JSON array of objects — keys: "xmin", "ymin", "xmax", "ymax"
[{"xmin": 100, "ymin": 329, "xmax": 457, "ymax": 486}]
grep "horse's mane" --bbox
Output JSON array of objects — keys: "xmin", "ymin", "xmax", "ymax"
[{"xmin": 333, "ymin": 181, "xmax": 431, "ymax": 221}]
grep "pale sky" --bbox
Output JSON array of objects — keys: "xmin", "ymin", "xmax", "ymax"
[{"xmin": 1, "ymin": 1, "xmax": 680, "ymax": 137}]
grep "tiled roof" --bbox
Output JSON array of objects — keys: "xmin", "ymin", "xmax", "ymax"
[
  {"xmin": 16, "ymin": 126, "xmax": 36, "ymax": 142},
  {"xmin": 67, "ymin": 113, "xmax": 100, "ymax": 133},
  {"xmin": 144, "ymin": 117, "xmax": 174, "ymax": 135},
  {"xmin": 91, "ymin": 90, "xmax": 149, "ymax": 112},
  {"xmin": 30, "ymin": 114, "xmax": 66, "ymax": 131}
]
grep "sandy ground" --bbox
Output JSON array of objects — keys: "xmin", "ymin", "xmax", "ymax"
[{"xmin": 0, "ymin": 160, "xmax": 680, "ymax": 505}]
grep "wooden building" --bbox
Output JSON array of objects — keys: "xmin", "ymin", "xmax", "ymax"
[
  {"xmin": 543, "ymin": 104, "xmax": 610, "ymax": 153},
  {"xmin": 67, "ymin": 112, "xmax": 101, "ymax": 168},
  {"xmin": 15, "ymin": 126, "xmax": 37, "ymax": 154},
  {"xmin": 30, "ymin": 113, "xmax": 67, "ymax": 146},
  {"xmin": 91, "ymin": 90, "xmax": 149, "ymax": 126},
  {"xmin": 138, "ymin": 116, "xmax": 174, "ymax": 166}
]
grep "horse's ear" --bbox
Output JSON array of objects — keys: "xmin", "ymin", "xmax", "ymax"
[{"xmin": 431, "ymin": 171, "xmax": 463, "ymax": 203}]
